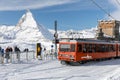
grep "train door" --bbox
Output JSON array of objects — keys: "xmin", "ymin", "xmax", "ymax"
[{"xmin": 76, "ymin": 43, "xmax": 93, "ymax": 62}]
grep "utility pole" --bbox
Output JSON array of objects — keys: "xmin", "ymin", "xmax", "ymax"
[{"xmin": 54, "ymin": 20, "xmax": 58, "ymax": 59}]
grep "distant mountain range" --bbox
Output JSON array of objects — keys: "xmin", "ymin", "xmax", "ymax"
[{"xmin": 0, "ymin": 10, "xmax": 97, "ymax": 50}]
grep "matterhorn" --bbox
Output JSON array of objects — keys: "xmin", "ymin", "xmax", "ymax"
[
  {"xmin": 0, "ymin": 10, "xmax": 53, "ymax": 49},
  {"xmin": 14, "ymin": 10, "xmax": 53, "ymax": 43}
]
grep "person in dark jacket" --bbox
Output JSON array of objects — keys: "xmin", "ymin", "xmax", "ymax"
[
  {"xmin": 14, "ymin": 46, "xmax": 20, "ymax": 62},
  {"xmin": 24, "ymin": 48, "xmax": 29, "ymax": 52},
  {"xmin": 5, "ymin": 46, "xmax": 11, "ymax": 63},
  {"xmin": 0, "ymin": 47, "xmax": 4, "ymax": 64},
  {"xmin": 1, "ymin": 48, "xmax": 4, "ymax": 64}
]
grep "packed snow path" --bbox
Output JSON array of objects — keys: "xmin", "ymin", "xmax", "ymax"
[{"xmin": 1, "ymin": 59, "xmax": 120, "ymax": 80}]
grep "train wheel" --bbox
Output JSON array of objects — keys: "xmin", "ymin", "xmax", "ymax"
[
  {"xmin": 79, "ymin": 61, "xmax": 87, "ymax": 64},
  {"xmin": 60, "ymin": 61, "xmax": 69, "ymax": 65},
  {"xmin": 95, "ymin": 59, "xmax": 101, "ymax": 62}
]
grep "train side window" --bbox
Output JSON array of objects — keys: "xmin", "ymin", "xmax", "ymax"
[
  {"xmin": 119, "ymin": 45, "xmax": 120, "ymax": 51},
  {"xmin": 78, "ymin": 44, "xmax": 82, "ymax": 52},
  {"xmin": 108, "ymin": 45, "xmax": 110, "ymax": 52},
  {"xmin": 83, "ymin": 44, "xmax": 87, "ymax": 53},
  {"xmin": 113, "ymin": 45, "xmax": 115, "ymax": 51},
  {"xmin": 96, "ymin": 44, "xmax": 100, "ymax": 52},
  {"xmin": 104, "ymin": 45, "xmax": 107, "ymax": 52},
  {"xmin": 96, "ymin": 44, "xmax": 104, "ymax": 52},
  {"xmin": 92, "ymin": 44, "xmax": 96, "ymax": 52},
  {"xmin": 101, "ymin": 45, "xmax": 105, "ymax": 52},
  {"xmin": 109, "ymin": 45, "xmax": 113, "ymax": 52},
  {"xmin": 111, "ymin": 45, "xmax": 115, "ymax": 51},
  {"xmin": 70, "ymin": 44, "xmax": 75, "ymax": 52},
  {"xmin": 106, "ymin": 45, "xmax": 110, "ymax": 52},
  {"xmin": 88, "ymin": 44, "xmax": 92, "ymax": 53}
]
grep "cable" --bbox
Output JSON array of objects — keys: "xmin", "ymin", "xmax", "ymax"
[
  {"xmin": 90, "ymin": 0, "xmax": 115, "ymax": 19},
  {"xmin": 116, "ymin": 0, "xmax": 120, "ymax": 6}
]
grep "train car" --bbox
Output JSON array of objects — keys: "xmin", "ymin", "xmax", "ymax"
[{"xmin": 58, "ymin": 38, "xmax": 117, "ymax": 64}]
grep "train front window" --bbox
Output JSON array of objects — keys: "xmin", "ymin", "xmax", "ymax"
[
  {"xmin": 70, "ymin": 44, "xmax": 75, "ymax": 52},
  {"xmin": 59, "ymin": 44, "xmax": 75, "ymax": 52},
  {"xmin": 60, "ymin": 44, "xmax": 70, "ymax": 52}
]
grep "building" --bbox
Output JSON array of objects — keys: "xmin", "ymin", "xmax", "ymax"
[{"xmin": 97, "ymin": 20, "xmax": 120, "ymax": 41}]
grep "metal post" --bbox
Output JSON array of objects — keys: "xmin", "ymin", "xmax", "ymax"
[
  {"xmin": 10, "ymin": 52, "xmax": 12, "ymax": 63},
  {"xmin": 33, "ymin": 51, "xmax": 35, "ymax": 59},
  {"xmin": 26, "ymin": 51, "xmax": 28, "ymax": 61},
  {"xmin": 17, "ymin": 52, "xmax": 20, "ymax": 62},
  {"xmin": 54, "ymin": 20, "xmax": 58, "ymax": 59},
  {"xmin": 0, "ymin": 53, "xmax": 1, "ymax": 64}
]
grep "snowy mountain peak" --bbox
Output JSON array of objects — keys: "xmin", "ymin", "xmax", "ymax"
[
  {"xmin": 14, "ymin": 10, "xmax": 53, "ymax": 44},
  {"xmin": 16, "ymin": 9, "xmax": 37, "ymax": 28}
]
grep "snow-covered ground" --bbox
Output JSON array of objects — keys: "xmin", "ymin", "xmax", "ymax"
[{"xmin": 1, "ymin": 58, "xmax": 120, "ymax": 80}]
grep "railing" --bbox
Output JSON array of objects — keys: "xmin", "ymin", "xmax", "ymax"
[
  {"xmin": 0, "ymin": 50, "xmax": 57, "ymax": 64},
  {"xmin": 0, "ymin": 50, "xmax": 35, "ymax": 64}
]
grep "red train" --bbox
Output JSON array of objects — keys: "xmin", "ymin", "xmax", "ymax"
[{"xmin": 58, "ymin": 38, "xmax": 120, "ymax": 65}]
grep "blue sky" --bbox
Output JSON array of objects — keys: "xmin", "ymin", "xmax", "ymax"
[{"xmin": 0, "ymin": 0, "xmax": 119, "ymax": 30}]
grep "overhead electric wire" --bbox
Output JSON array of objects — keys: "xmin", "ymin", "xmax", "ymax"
[
  {"xmin": 90, "ymin": 0, "xmax": 115, "ymax": 20},
  {"xmin": 116, "ymin": 0, "xmax": 120, "ymax": 6}
]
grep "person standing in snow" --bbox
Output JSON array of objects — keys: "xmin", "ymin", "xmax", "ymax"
[
  {"xmin": 39, "ymin": 46, "xmax": 42, "ymax": 60},
  {"xmin": 24, "ymin": 48, "xmax": 29, "ymax": 61},
  {"xmin": 36, "ymin": 43, "xmax": 42, "ymax": 60},
  {"xmin": 14, "ymin": 46, "xmax": 21, "ymax": 62},
  {"xmin": 43, "ymin": 47, "xmax": 47, "ymax": 60},
  {"xmin": 5, "ymin": 46, "xmax": 10, "ymax": 63},
  {"xmin": 0, "ymin": 46, "xmax": 4, "ymax": 64},
  {"xmin": 1, "ymin": 48, "xmax": 4, "ymax": 64},
  {"xmin": 9, "ymin": 47, "xmax": 13, "ymax": 63}
]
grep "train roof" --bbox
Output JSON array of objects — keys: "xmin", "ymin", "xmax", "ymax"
[{"xmin": 59, "ymin": 38, "xmax": 119, "ymax": 44}]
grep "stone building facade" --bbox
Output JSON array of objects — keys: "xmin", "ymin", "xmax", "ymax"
[{"xmin": 97, "ymin": 20, "xmax": 120, "ymax": 41}]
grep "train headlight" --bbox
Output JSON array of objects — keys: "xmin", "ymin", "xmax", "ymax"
[
  {"xmin": 59, "ymin": 54, "xmax": 62, "ymax": 56},
  {"xmin": 70, "ymin": 55, "xmax": 74, "ymax": 59}
]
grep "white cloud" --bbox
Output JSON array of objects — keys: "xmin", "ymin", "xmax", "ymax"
[
  {"xmin": 0, "ymin": 0, "xmax": 77, "ymax": 11},
  {"xmin": 0, "ymin": 0, "xmax": 114, "ymax": 12},
  {"xmin": 39, "ymin": 0, "xmax": 112, "ymax": 12}
]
